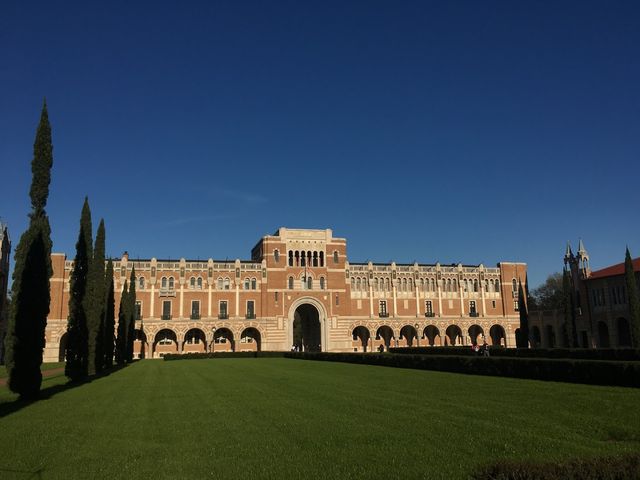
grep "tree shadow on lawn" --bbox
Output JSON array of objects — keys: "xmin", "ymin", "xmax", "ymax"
[{"xmin": 0, "ymin": 363, "xmax": 130, "ymax": 419}]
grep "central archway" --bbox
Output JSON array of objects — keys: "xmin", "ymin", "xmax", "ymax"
[{"xmin": 293, "ymin": 304, "xmax": 321, "ymax": 352}]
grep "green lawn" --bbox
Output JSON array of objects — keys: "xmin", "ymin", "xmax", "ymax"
[
  {"xmin": 0, "ymin": 362, "xmax": 64, "ymax": 379},
  {"xmin": 0, "ymin": 359, "xmax": 639, "ymax": 479}
]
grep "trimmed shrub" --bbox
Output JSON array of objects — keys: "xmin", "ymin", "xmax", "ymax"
[
  {"xmin": 471, "ymin": 452, "xmax": 640, "ymax": 479},
  {"xmin": 389, "ymin": 347, "xmax": 640, "ymax": 361},
  {"xmin": 163, "ymin": 351, "xmax": 286, "ymax": 361},
  {"xmin": 284, "ymin": 352, "xmax": 640, "ymax": 387}
]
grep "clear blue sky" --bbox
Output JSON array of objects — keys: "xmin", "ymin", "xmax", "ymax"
[{"xmin": 1, "ymin": 1, "xmax": 639, "ymax": 288}]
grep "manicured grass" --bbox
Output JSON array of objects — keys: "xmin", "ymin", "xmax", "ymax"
[
  {"xmin": 0, "ymin": 362, "xmax": 64, "ymax": 379},
  {"xmin": 1, "ymin": 359, "xmax": 639, "ymax": 479}
]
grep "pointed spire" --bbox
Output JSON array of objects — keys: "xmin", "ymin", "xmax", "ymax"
[
  {"xmin": 564, "ymin": 241, "xmax": 573, "ymax": 262},
  {"xmin": 578, "ymin": 238, "xmax": 586, "ymax": 255}
]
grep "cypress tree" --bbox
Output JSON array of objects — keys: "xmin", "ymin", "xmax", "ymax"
[
  {"xmin": 624, "ymin": 248, "xmax": 640, "ymax": 348},
  {"xmin": 5, "ymin": 102, "xmax": 54, "ymax": 399},
  {"xmin": 516, "ymin": 280, "xmax": 529, "ymax": 348},
  {"xmin": 126, "ymin": 267, "xmax": 137, "ymax": 362},
  {"xmin": 115, "ymin": 281, "xmax": 128, "ymax": 365},
  {"xmin": 103, "ymin": 259, "xmax": 115, "ymax": 369},
  {"xmin": 88, "ymin": 219, "xmax": 106, "ymax": 374},
  {"xmin": 562, "ymin": 268, "xmax": 578, "ymax": 348},
  {"xmin": 65, "ymin": 198, "xmax": 93, "ymax": 381}
]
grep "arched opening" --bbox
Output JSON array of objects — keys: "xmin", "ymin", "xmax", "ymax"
[
  {"xmin": 597, "ymin": 321, "xmax": 610, "ymax": 348},
  {"xmin": 154, "ymin": 329, "xmax": 178, "ymax": 358},
  {"xmin": 58, "ymin": 332, "xmax": 68, "ymax": 362},
  {"xmin": 544, "ymin": 325, "xmax": 556, "ymax": 348},
  {"xmin": 293, "ymin": 304, "xmax": 321, "ymax": 352},
  {"xmin": 468, "ymin": 324, "xmax": 484, "ymax": 346},
  {"xmin": 240, "ymin": 327, "xmax": 261, "ymax": 352},
  {"xmin": 399, "ymin": 325, "xmax": 417, "ymax": 347},
  {"xmin": 445, "ymin": 325, "xmax": 463, "ymax": 346},
  {"xmin": 183, "ymin": 328, "xmax": 206, "ymax": 353},
  {"xmin": 423, "ymin": 325, "xmax": 441, "ymax": 346},
  {"xmin": 213, "ymin": 328, "xmax": 235, "ymax": 352},
  {"xmin": 617, "ymin": 317, "xmax": 631, "ymax": 347},
  {"xmin": 134, "ymin": 329, "xmax": 148, "ymax": 359},
  {"xmin": 351, "ymin": 326, "xmax": 371, "ymax": 352},
  {"xmin": 489, "ymin": 324, "xmax": 506, "ymax": 347},
  {"xmin": 531, "ymin": 326, "xmax": 541, "ymax": 348},
  {"xmin": 374, "ymin": 326, "xmax": 394, "ymax": 351}
]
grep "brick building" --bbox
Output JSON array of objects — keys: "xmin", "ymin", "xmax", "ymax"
[{"xmin": 44, "ymin": 228, "xmax": 526, "ymax": 361}]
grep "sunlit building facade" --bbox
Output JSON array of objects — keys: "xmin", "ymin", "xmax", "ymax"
[{"xmin": 44, "ymin": 228, "xmax": 526, "ymax": 361}]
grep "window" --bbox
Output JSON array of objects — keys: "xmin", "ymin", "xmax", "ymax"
[
  {"xmin": 274, "ymin": 249, "xmax": 280, "ymax": 263},
  {"xmin": 473, "ymin": 280, "xmax": 478, "ymax": 292},
  {"xmin": 168, "ymin": 277, "xmax": 174, "ymax": 290},
  {"xmin": 191, "ymin": 301, "xmax": 200, "ymax": 319},
  {"xmin": 244, "ymin": 278, "xmax": 250, "ymax": 290},
  {"xmin": 379, "ymin": 300, "xmax": 388, "ymax": 317},
  {"xmin": 492, "ymin": 300, "xmax": 496, "ymax": 308},
  {"xmin": 319, "ymin": 251, "xmax": 324, "ymax": 267},
  {"xmin": 333, "ymin": 251, "xmax": 339, "ymax": 264},
  {"xmin": 495, "ymin": 279, "xmax": 500, "ymax": 292},
  {"xmin": 251, "ymin": 278, "xmax": 257, "ymax": 290},
  {"xmin": 469, "ymin": 301, "xmax": 477, "ymax": 315},
  {"xmin": 288, "ymin": 276, "xmax": 294, "ymax": 289},
  {"xmin": 288, "ymin": 251, "xmax": 293, "ymax": 267},
  {"xmin": 425, "ymin": 301, "xmax": 433, "ymax": 316},
  {"xmin": 246, "ymin": 300, "xmax": 255, "ymax": 318},
  {"xmin": 219, "ymin": 301, "xmax": 228, "ymax": 318},
  {"xmin": 320, "ymin": 277, "xmax": 325, "ymax": 290},
  {"xmin": 513, "ymin": 300, "xmax": 519, "ymax": 311},
  {"xmin": 307, "ymin": 276, "xmax": 312, "ymax": 290},
  {"xmin": 162, "ymin": 301, "xmax": 171, "ymax": 320},
  {"xmin": 335, "ymin": 294, "xmax": 339, "ymax": 306},
  {"xmin": 223, "ymin": 277, "xmax": 230, "ymax": 290},
  {"xmin": 135, "ymin": 301, "xmax": 142, "ymax": 320},
  {"xmin": 190, "ymin": 277, "xmax": 196, "ymax": 289},
  {"xmin": 197, "ymin": 277, "xmax": 202, "ymax": 289},
  {"xmin": 161, "ymin": 277, "xmax": 167, "ymax": 289},
  {"xmin": 275, "ymin": 291, "xmax": 279, "ymax": 302},
  {"xmin": 138, "ymin": 277, "xmax": 145, "ymax": 290},
  {"xmin": 217, "ymin": 277, "xmax": 223, "ymax": 290},
  {"xmin": 512, "ymin": 279, "xmax": 517, "ymax": 293}
]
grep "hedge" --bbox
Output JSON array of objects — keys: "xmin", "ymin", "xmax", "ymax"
[
  {"xmin": 284, "ymin": 352, "xmax": 640, "ymax": 387},
  {"xmin": 388, "ymin": 346, "xmax": 640, "ymax": 361},
  {"xmin": 163, "ymin": 351, "xmax": 287, "ymax": 361},
  {"xmin": 471, "ymin": 452, "xmax": 640, "ymax": 479}
]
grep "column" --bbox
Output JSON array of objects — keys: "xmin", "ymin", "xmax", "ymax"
[
  {"xmin": 207, "ymin": 285, "xmax": 212, "ymax": 318},
  {"xmin": 150, "ymin": 284, "xmax": 155, "ymax": 318},
  {"xmin": 415, "ymin": 285, "xmax": 420, "ymax": 317},
  {"xmin": 369, "ymin": 284, "xmax": 374, "ymax": 318},
  {"xmin": 392, "ymin": 286, "xmax": 398, "ymax": 318},
  {"xmin": 179, "ymin": 284, "xmax": 184, "ymax": 319}
]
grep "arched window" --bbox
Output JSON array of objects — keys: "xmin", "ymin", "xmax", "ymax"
[
  {"xmin": 295, "ymin": 251, "xmax": 300, "ymax": 266},
  {"xmin": 319, "ymin": 251, "xmax": 324, "ymax": 267},
  {"xmin": 161, "ymin": 277, "xmax": 167, "ymax": 289},
  {"xmin": 356, "ymin": 277, "xmax": 361, "ymax": 291},
  {"xmin": 495, "ymin": 279, "xmax": 500, "ymax": 292},
  {"xmin": 139, "ymin": 277, "xmax": 145, "ymax": 290},
  {"xmin": 288, "ymin": 250, "xmax": 293, "ymax": 267},
  {"xmin": 320, "ymin": 277, "xmax": 325, "ymax": 289},
  {"xmin": 217, "ymin": 277, "xmax": 223, "ymax": 290},
  {"xmin": 385, "ymin": 278, "xmax": 390, "ymax": 291},
  {"xmin": 333, "ymin": 251, "xmax": 339, "ymax": 264},
  {"xmin": 251, "ymin": 278, "xmax": 257, "ymax": 290},
  {"xmin": 512, "ymin": 279, "xmax": 518, "ymax": 293},
  {"xmin": 197, "ymin": 277, "xmax": 203, "ymax": 289},
  {"xmin": 244, "ymin": 278, "xmax": 250, "ymax": 290},
  {"xmin": 223, "ymin": 277, "xmax": 230, "ymax": 290},
  {"xmin": 408, "ymin": 278, "xmax": 413, "ymax": 291},
  {"xmin": 474, "ymin": 280, "xmax": 478, "ymax": 292},
  {"xmin": 168, "ymin": 277, "xmax": 174, "ymax": 289},
  {"xmin": 274, "ymin": 249, "xmax": 280, "ymax": 263},
  {"xmin": 190, "ymin": 277, "xmax": 196, "ymax": 289},
  {"xmin": 288, "ymin": 276, "xmax": 294, "ymax": 289},
  {"xmin": 452, "ymin": 279, "xmax": 457, "ymax": 291},
  {"xmin": 373, "ymin": 278, "xmax": 378, "ymax": 291},
  {"xmin": 351, "ymin": 277, "xmax": 355, "ymax": 290},
  {"xmin": 313, "ymin": 251, "xmax": 318, "ymax": 267},
  {"xmin": 300, "ymin": 252, "xmax": 306, "ymax": 266},
  {"xmin": 307, "ymin": 277, "xmax": 312, "ymax": 289}
]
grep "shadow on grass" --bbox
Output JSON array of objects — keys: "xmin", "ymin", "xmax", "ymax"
[
  {"xmin": 0, "ymin": 465, "xmax": 45, "ymax": 479},
  {"xmin": 0, "ymin": 363, "xmax": 131, "ymax": 419}
]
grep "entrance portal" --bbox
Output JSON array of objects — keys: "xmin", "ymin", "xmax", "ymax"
[{"xmin": 293, "ymin": 304, "xmax": 321, "ymax": 352}]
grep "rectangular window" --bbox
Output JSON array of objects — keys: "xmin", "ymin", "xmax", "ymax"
[
  {"xmin": 379, "ymin": 300, "xmax": 388, "ymax": 317},
  {"xmin": 191, "ymin": 301, "xmax": 200, "ymax": 319},
  {"xmin": 135, "ymin": 301, "xmax": 142, "ymax": 320},
  {"xmin": 219, "ymin": 301, "xmax": 228, "ymax": 319},
  {"xmin": 335, "ymin": 294, "xmax": 339, "ymax": 306},
  {"xmin": 162, "ymin": 301, "xmax": 171, "ymax": 320},
  {"xmin": 513, "ymin": 300, "xmax": 519, "ymax": 312},
  {"xmin": 425, "ymin": 301, "xmax": 433, "ymax": 316},
  {"xmin": 246, "ymin": 300, "xmax": 255, "ymax": 319},
  {"xmin": 275, "ymin": 291, "xmax": 279, "ymax": 302},
  {"xmin": 469, "ymin": 300, "xmax": 477, "ymax": 316},
  {"xmin": 492, "ymin": 300, "xmax": 496, "ymax": 308}
]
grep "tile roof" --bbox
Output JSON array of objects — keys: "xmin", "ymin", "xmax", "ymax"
[{"xmin": 590, "ymin": 257, "xmax": 640, "ymax": 279}]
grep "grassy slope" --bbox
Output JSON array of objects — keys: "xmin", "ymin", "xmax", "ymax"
[{"xmin": 0, "ymin": 359, "xmax": 639, "ymax": 479}]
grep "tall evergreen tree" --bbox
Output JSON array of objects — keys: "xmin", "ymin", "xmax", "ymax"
[
  {"xmin": 562, "ymin": 268, "xmax": 578, "ymax": 348},
  {"xmin": 88, "ymin": 219, "xmax": 106, "ymax": 374},
  {"xmin": 516, "ymin": 280, "xmax": 529, "ymax": 348},
  {"xmin": 5, "ymin": 102, "xmax": 54, "ymax": 399},
  {"xmin": 126, "ymin": 267, "xmax": 137, "ymax": 362},
  {"xmin": 65, "ymin": 198, "xmax": 93, "ymax": 381},
  {"xmin": 624, "ymin": 248, "xmax": 640, "ymax": 348},
  {"xmin": 115, "ymin": 281, "xmax": 128, "ymax": 365},
  {"xmin": 103, "ymin": 259, "xmax": 116, "ymax": 369}
]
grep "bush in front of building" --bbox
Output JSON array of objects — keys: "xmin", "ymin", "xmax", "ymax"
[
  {"xmin": 389, "ymin": 346, "xmax": 640, "ymax": 361},
  {"xmin": 162, "ymin": 351, "xmax": 287, "ymax": 360},
  {"xmin": 470, "ymin": 452, "xmax": 640, "ymax": 480},
  {"xmin": 285, "ymin": 352, "xmax": 640, "ymax": 387}
]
